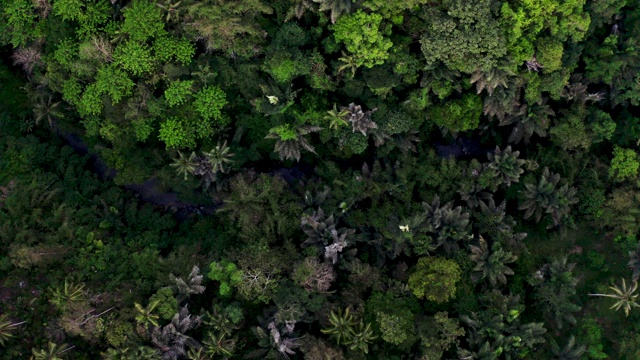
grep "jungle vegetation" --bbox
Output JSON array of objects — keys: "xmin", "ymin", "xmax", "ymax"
[{"xmin": 1, "ymin": 0, "xmax": 640, "ymax": 359}]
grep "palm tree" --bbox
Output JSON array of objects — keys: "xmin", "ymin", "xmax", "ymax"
[
  {"xmin": 265, "ymin": 124, "xmax": 322, "ymax": 162},
  {"xmin": 286, "ymin": 0, "xmax": 316, "ymax": 20},
  {"xmin": 476, "ymin": 198, "xmax": 517, "ymax": 235},
  {"xmin": 135, "ymin": 300, "xmax": 161, "ymax": 330},
  {"xmin": 343, "ymin": 103, "xmax": 377, "ymax": 136},
  {"xmin": 300, "ymin": 208, "xmax": 355, "ymax": 260},
  {"xmin": 129, "ymin": 346, "xmax": 162, "ymax": 360},
  {"xmin": 314, "ymin": 0, "xmax": 353, "ymax": 23},
  {"xmin": 590, "ymin": 278, "xmax": 640, "ymax": 316},
  {"xmin": 49, "ymin": 280, "xmax": 85, "ymax": 312},
  {"xmin": 321, "ymin": 308, "xmax": 357, "ymax": 345},
  {"xmin": 483, "ymin": 86, "xmax": 520, "ymax": 122},
  {"xmin": 519, "ymin": 167, "xmax": 578, "ymax": 228},
  {"xmin": 200, "ymin": 331, "xmax": 235, "ymax": 357},
  {"xmin": 470, "ymin": 67, "xmax": 514, "ymax": 96},
  {"xmin": 32, "ymin": 94, "xmax": 64, "ymax": 128},
  {"xmin": 337, "ymin": 52, "xmax": 357, "ymax": 77},
  {"xmin": 170, "ymin": 265, "xmax": 206, "ymax": 302},
  {"xmin": 103, "ymin": 347, "xmax": 160, "ymax": 360},
  {"xmin": 458, "ymin": 162, "xmax": 493, "ymax": 209},
  {"xmin": 170, "ymin": 151, "xmax": 198, "ymax": 180},
  {"xmin": 151, "ymin": 306, "xmax": 202, "ymax": 359},
  {"xmin": 204, "ymin": 305, "xmax": 236, "ymax": 337},
  {"xmin": 0, "ymin": 315, "xmax": 25, "ymax": 347},
  {"xmin": 31, "ymin": 342, "xmax": 71, "ymax": 360},
  {"xmin": 202, "ymin": 141, "xmax": 234, "ymax": 174},
  {"xmin": 156, "ymin": 0, "xmax": 183, "ymax": 22},
  {"xmin": 534, "ymin": 258, "xmax": 581, "ymax": 329},
  {"xmin": 345, "ymin": 321, "xmax": 376, "ymax": 354},
  {"xmin": 422, "ymin": 196, "xmax": 471, "ymax": 253},
  {"xmin": 487, "ymin": 146, "xmax": 525, "ymax": 187},
  {"xmin": 499, "ymin": 102, "xmax": 554, "ymax": 144},
  {"xmin": 470, "ymin": 237, "xmax": 517, "ymax": 287},
  {"xmin": 550, "ymin": 336, "xmax": 585, "ymax": 360},
  {"xmin": 325, "ymin": 103, "xmax": 350, "ymax": 130}
]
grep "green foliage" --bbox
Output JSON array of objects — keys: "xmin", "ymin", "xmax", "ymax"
[
  {"xmin": 333, "ymin": 10, "xmax": 393, "ymax": 69},
  {"xmin": 262, "ymin": 52, "xmax": 311, "ymax": 84},
  {"xmin": 536, "ymin": 37, "xmax": 564, "ymax": 73},
  {"xmin": 408, "ymin": 256, "xmax": 462, "ymax": 302},
  {"xmin": 149, "ymin": 287, "xmax": 179, "ymax": 320},
  {"xmin": 417, "ymin": 312, "xmax": 465, "ymax": 359},
  {"xmin": 158, "ymin": 116, "xmax": 193, "ymax": 149},
  {"xmin": 428, "ymin": 93, "xmax": 482, "ymax": 133},
  {"xmin": 153, "ymin": 36, "xmax": 195, "ymax": 65},
  {"xmin": 577, "ymin": 318, "xmax": 608, "ymax": 359},
  {"xmin": 114, "ymin": 41, "xmax": 155, "ymax": 76},
  {"xmin": 500, "ymin": 0, "xmax": 590, "ymax": 64},
  {"xmin": 420, "ymin": 0, "xmax": 506, "ymax": 73},
  {"xmin": 182, "ymin": 0, "xmax": 272, "ymax": 56},
  {"xmin": 52, "ymin": 0, "xmax": 83, "ymax": 21},
  {"xmin": 193, "ymin": 86, "xmax": 228, "ymax": 123},
  {"xmin": 0, "ymin": 0, "xmax": 638, "ymax": 358},
  {"xmin": 208, "ymin": 260, "xmax": 243, "ymax": 296},
  {"xmin": 0, "ymin": 0, "xmax": 43, "ymax": 47},
  {"xmin": 609, "ymin": 146, "xmax": 639, "ymax": 182},
  {"xmin": 95, "ymin": 65, "xmax": 135, "ymax": 103},
  {"xmin": 121, "ymin": 0, "xmax": 166, "ymax": 42},
  {"xmin": 164, "ymin": 80, "xmax": 193, "ymax": 107}
]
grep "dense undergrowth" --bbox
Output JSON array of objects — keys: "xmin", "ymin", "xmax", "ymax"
[{"xmin": 1, "ymin": 0, "xmax": 640, "ymax": 359}]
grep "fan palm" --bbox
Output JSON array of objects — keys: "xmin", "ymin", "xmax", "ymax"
[{"xmin": 590, "ymin": 278, "xmax": 640, "ymax": 316}]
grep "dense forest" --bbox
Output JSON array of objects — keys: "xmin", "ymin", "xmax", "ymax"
[{"xmin": 1, "ymin": 0, "xmax": 640, "ymax": 359}]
